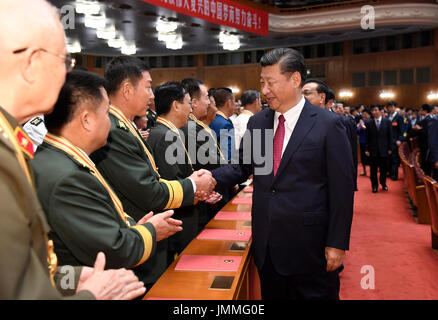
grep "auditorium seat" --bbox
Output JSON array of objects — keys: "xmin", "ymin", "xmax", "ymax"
[
  {"xmin": 401, "ymin": 146, "xmax": 430, "ymax": 225},
  {"xmin": 423, "ymin": 176, "xmax": 438, "ymax": 249},
  {"xmin": 411, "ymin": 151, "xmax": 431, "ymax": 224}
]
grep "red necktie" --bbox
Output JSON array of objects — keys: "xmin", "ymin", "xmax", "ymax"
[{"xmin": 273, "ymin": 115, "xmax": 285, "ymax": 176}]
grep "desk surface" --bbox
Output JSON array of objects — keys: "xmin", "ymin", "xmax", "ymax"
[{"xmin": 144, "ymin": 188, "xmax": 253, "ymax": 300}]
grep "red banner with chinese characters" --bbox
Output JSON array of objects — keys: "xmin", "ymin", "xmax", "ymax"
[{"xmin": 141, "ymin": 0, "xmax": 269, "ymax": 36}]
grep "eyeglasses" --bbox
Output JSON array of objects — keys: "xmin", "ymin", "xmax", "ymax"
[{"xmin": 13, "ymin": 47, "xmax": 74, "ymax": 72}]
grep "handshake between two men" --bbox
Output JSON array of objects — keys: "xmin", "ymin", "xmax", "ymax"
[{"xmin": 136, "ymin": 169, "xmax": 220, "ymax": 245}]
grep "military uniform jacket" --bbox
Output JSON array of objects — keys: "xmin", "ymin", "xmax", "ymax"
[
  {"xmin": 148, "ymin": 120, "xmax": 198, "ymax": 253},
  {"xmin": 180, "ymin": 116, "xmax": 226, "ymax": 171},
  {"xmin": 32, "ymin": 142, "xmax": 156, "ymax": 275},
  {"xmin": 91, "ymin": 112, "xmax": 195, "ymax": 220},
  {"xmin": 90, "ymin": 109, "xmax": 195, "ymax": 284},
  {"xmin": 0, "ymin": 107, "xmax": 93, "ymax": 299}
]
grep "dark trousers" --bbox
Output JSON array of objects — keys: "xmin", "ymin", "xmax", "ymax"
[
  {"xmin": 370, "ymin": 155, "xmax": 388, "ymax": 188},
  {"xmin": 258, "ymin": 247, "xmax": 340, "ymax": 300},
  {"xmin": 389, "ymin": 146, "xmax": 400, "ymax": 179}
]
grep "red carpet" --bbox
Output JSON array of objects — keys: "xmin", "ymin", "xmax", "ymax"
[{"xmin": 340, "ymin": 168, "xmax": 438, "ymax": 300}]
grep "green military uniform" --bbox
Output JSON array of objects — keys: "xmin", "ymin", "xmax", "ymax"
[
  {"xmin": 31, "ymin": 133, "xmax": 156, "ymax": 283},
  {"xmin": 0, "ymin": 107, "xmax": 93, "ymax": 299},
  {"xmin": 180, "ymin": 114, "xmax": 226, "ymax": 171},
  {"xmin": 147, "ymin": 117, "xmax": 198, "ymax": 255},
  {"xmin": 90, "ymin": 105, "xmax": 195, "ymax": 286}
]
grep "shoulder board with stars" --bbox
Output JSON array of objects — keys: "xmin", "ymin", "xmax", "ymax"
[{"xmin": 30, "ymin": 117, "xmax": 43, "ymax": 127}]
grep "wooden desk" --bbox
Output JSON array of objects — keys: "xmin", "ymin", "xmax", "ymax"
[{"xmin": 144, "ymin": 187, "xmax": 259, "ymax": 300}]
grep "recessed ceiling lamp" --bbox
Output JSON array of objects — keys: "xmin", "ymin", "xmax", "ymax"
[
  {"xmin": 219, "ymin": 31, "xmax": 240, "ymax": 51},
  {"xmin": 108, "ymin": 36, "xmax": 125, "ymax": 49},
  {"xmin": 165, "ymin": 34, "xmax": 183, "ymax": 50},
  {"xmin": 66, "ymin": 40, "xmax": 82, "ymax": 53},
  {"xmin": 156, "ymin": 19, "xmax": 178, "ymax": 33},
  {"xmin": 97, "ymin": 25, "xmax": 116, "ymax": 40},
  {"xmin": 158, "ymin": 31, "xmax": 178, "ymax": 43},
  {"xmin": 121, "ymin": 43, "xmax": 137, "ymax": 55},
  {"xmin": 75, "ymin": 0, "xmax": 101, "ymax": 15},
  {"xmin": 84, "ymin": 14, "xmax": 106, "ymax": 29}
]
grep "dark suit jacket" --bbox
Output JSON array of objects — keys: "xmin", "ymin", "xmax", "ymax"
[
  {"xmin": 212, "ymin": 100, "xmax": 355, "ymax": 276},
  {"xmin": 147, "ymin": 122, "xmax": 199, "ymax": 253},
  {"xmin": 180, "ymin": 118, "xmax": 225, "ymax": 171},
  {"xmin": 388, "ymin": 113, "xmax": 404, "ymax": 146},
  {"xmin": 365, "ymin": 118, "xmax": 393, "ymax": 158},
  {"xmin": 428, "ymin": 117, "xmax": 438, "ymax": 164}
]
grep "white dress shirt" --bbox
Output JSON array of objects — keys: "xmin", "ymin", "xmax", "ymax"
[
  {"xmin": 273, "ymin": 96, "xmax": 306, "ymax": 157},
  {"xmin": 233, "ymin": 110, "xmax": 253, "ymax": 149},
  {"xmin": 23, "ymin": 115, "xmax": 48, "ymax": 152}
]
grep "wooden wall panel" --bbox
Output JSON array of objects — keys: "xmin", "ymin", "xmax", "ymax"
[{"xmin": 82, "ymin": 29, "xmax": 438, "ymax": 107}]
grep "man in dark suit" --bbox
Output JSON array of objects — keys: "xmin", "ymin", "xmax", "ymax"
[
  {"xmin": 209, "ymin": 88, "xmax": 236, "ymax": 161},
  {"xmin": 386, "ymin": 101, "xmax": 404, "ymax": 180},
  {"xmin": 212, "ymin": 48, "xmax": 355, "ymax": 300},
  {"xmin": 365, "ymin": 105, "xmax": 393, "ymax": 193},
  {"xmin": 428, "ymin": 117, "xmax": 438, "ymax": 180},
  {"xmin": 411, "ymin": 104, "xmax": 433, "ymax": 175}
]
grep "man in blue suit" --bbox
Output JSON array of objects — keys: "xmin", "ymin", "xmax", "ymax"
[
  {"xmin": 209, "ymin": 88, "xmax": 236, "ymax": 161},
  {"xmin": 212, "ymin": 48, "xmax": 355, "ymax": 300}
]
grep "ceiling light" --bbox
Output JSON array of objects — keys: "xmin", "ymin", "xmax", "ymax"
[
  {"xmin": 66, "ymin": 40, "xmax": 82, "ymax": 53},
  {"xmin": 156, "ymin": 19, "xmax": 178, "ymax": 33},
  {"xmin": 219, "ymin": 31, "xmax": 240, "ymax": 51},
  {"xmin": 121, "ymin": 43, "xmax": 137, "ymax": 55},
  {"xmin": 97, "ymin": 25, "xmax": 116, "ymax": 40},
  {"xmin": 108, "ymin": 36, "xmax": 125, "ymax": 49},
  {"xmin": 75, "ymin": 0, "xmax": 101, "ymax": 15},
  {"xmin": 84, "ymin": 14, "xmax": 106, "ymax": 29},
  {"xmin": 158, "ymin": 31, "xmax": 178, "ymax": 43},
  {"xmin": 165, "ymin": 34, "xmax": 183, "ymax": 50}
]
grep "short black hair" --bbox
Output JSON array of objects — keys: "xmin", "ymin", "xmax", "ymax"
[
  {"xmin": 154, "ymin": 82, "xmax": 187, "ymax": 116},
  {"xmin": 304, "ymin": 78, "xmax": 330, "ymax": 104},
  {"xmin": 45, "ymin": 70, "xmax": 106, "ymax": 134},
  {"xmin": 213, "ymin": 87, "xmax": 234, "ymax": 108},
  {"xmin": 240, "ymin": 89, "xmax": 260, "ymax": 107},
  {"xmin": 420, "ymin": 103, "xmax": 431, "ymax": 113},
  {"xmin": 260, "ymin": 48, "xmax": 307, "ymax": 86},
  {"xmin": 326, "ymin": 88, "xmax": 335, "ymax": 101},
  {"xmin": 387, "ymin": 101, "xmax": 398, "ymax": 107},
  {"xmin": 208, "ymin": 88, "xmax": 216, "ymax": 98},
  {"xmin": 363, "ymin": 108, "xmax": 372, "ymax": 115},
  {"xmin": 182, "ymin": 78, "xmax": 204, "ymax": 100},
  {"xmin": 370, "ymin": 104, "xmax": 384, "ymax": 111},
  {"xmin": 104, "ymin": 56, "xmax": 150, "ymax": 95}
]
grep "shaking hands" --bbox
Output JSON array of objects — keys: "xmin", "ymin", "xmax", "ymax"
[{"xmin": 189, "ymin": 169, "xmax": 222, "ymax": 204}]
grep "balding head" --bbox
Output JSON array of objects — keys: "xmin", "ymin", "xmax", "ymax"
[{"xmin": 0, "ymin": 0, "xmax": 67, "ymax": 123}]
